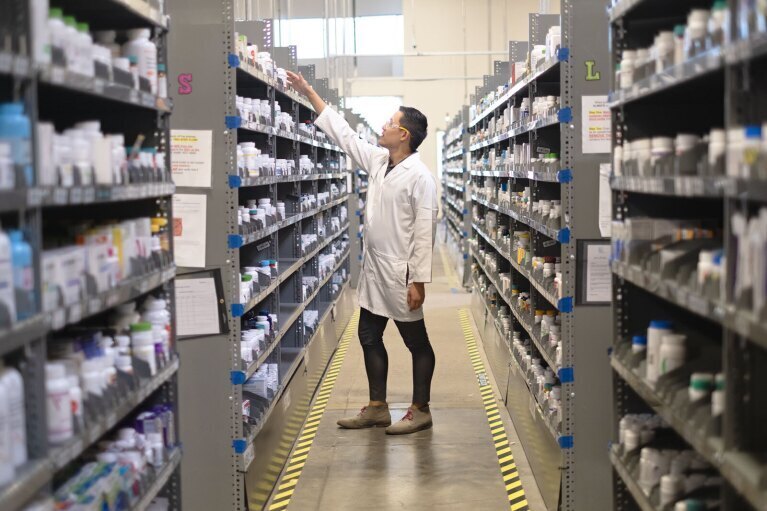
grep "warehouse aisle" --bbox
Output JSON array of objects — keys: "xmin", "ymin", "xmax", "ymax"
[{"xmin": 266, "ymin": 229, "xmax": 546, "ymax": 511}]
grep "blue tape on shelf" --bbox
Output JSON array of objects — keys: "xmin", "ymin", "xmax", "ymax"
[
  {"xmin": 558, "ymin": 367, "xmax": 574, "ymax": 383},
  {"xmin": 227, "ymin": 53, "xmax": 240, "ymax": 68},
  {"xmin": 463, "ymin": 209, "xmax": 468, "ymax": 215},
  {"xmin": 462, "ymin": 231, "xmax": 468, "ymax": 238},
  {"xmin": 463, "ymin": 253, "xmax": 468, "ymax": 260},
  {"xmin": 558, "ymin": 296, "xmax": 573, "ymax": 313},
  {"xmin": 228, "ymin": 234, "xmax": 243, "ymax": 249},
  {"xmin": 232, "ymin": 439, "xmax": 247, "ymax": 454},
  {"xmin": 556, "ymin": 47, "xmax": 570, "ymax": 62},
  {"xmin": 558, "ymin": 227, "xmax": 571, "ymax": 244},
  {"xmin": 231, "ymin": 303, "xmax": 245, "ymax": 318},
  {"xmin": 230, "ymin": 371, "xmax": 246, "ymax": 385},
  {"xmin": 225, "ymin": 116, "xmax": 242, "ymax": 129},
  {"xmin": 557, "ymin": 168, "xmax": 573, "ymax": 184},
  {"xmin": 357, "ymin": 232, "xmax": 362, "ymax": 238},
  {"xmin": 559, "ymin": 436, "xmax": 574, "ymax": 449},
  {"xmin": 355, "ymin": 210, "xmax": 361, "ymax": 216},
  {"xmin": 228, "ymin": 175, "xmax": 242, "ymax": 189},
  {"xmin": 358, "ymin": 255, "xmax": 363, "ymax": 261},
  {"xmin": 558, "ymin": 107, "xmax": 573, "ymax": 123}
]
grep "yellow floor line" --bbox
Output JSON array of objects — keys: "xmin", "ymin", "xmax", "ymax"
[
  {"xmin": 459, "ymin": 309, "xmax": 530, "ymax": 511},
  {"xmin": 266, "ymin": 311, "xmax": 360, "ymax": 511}
]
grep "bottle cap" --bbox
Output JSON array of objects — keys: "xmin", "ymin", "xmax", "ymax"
[
  {"xmin": 649, "ymin": 320, "xmax": 673, "ymax": 330},
  {"xmin": 632, "ymin": 335, "xmax": 647, "ymax": 346},
  {"xmin": 745, "ymin": 125, "xmax": 762, "ymax": 138},
  {"xmin": 64, "ymin": 16, "xmax": 77, "ymax": 27},
  {"xmin": 77, "ymin": 22, "xmax": 89, "ymax": 33},
  {"xmin": 49, "ymin": 7, "xmax": 64, "ymax": 18},
  {"xmin": 130, "ymin": 322, "xmax": 153, "ymax": 333}
]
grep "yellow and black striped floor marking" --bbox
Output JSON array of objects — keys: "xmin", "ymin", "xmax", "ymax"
[
  {"xmin": 267, "ymin": 310, "xmax": 360, "ymax": 511},
  {"xmin": 459, "ymin": 309, "xmax": 530, "ymax": 511}
]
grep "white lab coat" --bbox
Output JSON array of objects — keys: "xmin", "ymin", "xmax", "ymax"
[{"xmin": 315, "ymin": 106, "xmax": 438, "ymax": 322}]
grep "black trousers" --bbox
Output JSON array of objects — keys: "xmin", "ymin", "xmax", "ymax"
[{"xmin": 358, "ymin": 307, "xmax": 436, "ymax": 405}]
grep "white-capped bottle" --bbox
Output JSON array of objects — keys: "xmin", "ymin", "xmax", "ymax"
[
  {"xmin": 0, "ymin": 378, "xmax": 13, "ymax": 486},
  {"xmin": 123, "ymin": 29, "xmax": 158, "ymax": 95},
  {"xmin": 0, "ymin": 230, "xmax": 16, "ymax": 326}
]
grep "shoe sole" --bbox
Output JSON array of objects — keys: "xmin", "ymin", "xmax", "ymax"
[
  {"xmin": 337, "ymin": 421, "xmax": 392, "ymax": 429},
  {"xmin": 385, "ymin": 422, "xmax": 433, "ymax": 435}
]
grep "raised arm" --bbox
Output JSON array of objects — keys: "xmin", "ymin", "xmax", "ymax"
[{"xmin": 287, "ymin": 71, "xmax": 385, "ymax": 172}]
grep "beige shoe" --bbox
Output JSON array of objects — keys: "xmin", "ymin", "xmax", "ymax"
[
  {"xmin": 337, "ymin": 404, "xmax": 392, "ymax": 429},
  {"xmin": 385, "ymin": 406, "xmax": 433, "ymax": 435}
]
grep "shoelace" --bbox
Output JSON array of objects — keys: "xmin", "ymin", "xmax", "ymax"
[
  {"xmin": 401, "ymin": 410, "xmax": 414, "ymax": 422},
  {"xmin": 357, "ymin": 406, "xmax": 368, "ymax": 417}
]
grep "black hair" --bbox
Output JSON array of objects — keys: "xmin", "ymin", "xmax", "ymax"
[{"xmin": 398, "ymin": 106, "xmax": 428, "ymax": 153}]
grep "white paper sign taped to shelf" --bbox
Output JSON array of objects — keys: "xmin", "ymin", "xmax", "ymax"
[
  {"xmin": 175, "ymin": 277, "xmax": 221, "ymax": 337},
  {"xmin": 581, "ymin": 95, "xmax": 611, "ymax": 154},
  {"xmin": 585, "ymin": 243, "xmax": 612, "ymax": 303},
  {"xmin": 599, "ymin": 163, "xmax": 612, "ymax": 238},
  {"xmin": 172, "ymin": 193, "xmax": 207, "ymax": 268},
  {"xmin": 171, "ymin": 130, "xmax": 213, "ymax": 187}
]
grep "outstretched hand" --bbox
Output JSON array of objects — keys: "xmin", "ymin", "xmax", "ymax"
[{"xmin": 286, "ymin": 71, "xmax": 312, "ymax": 97}]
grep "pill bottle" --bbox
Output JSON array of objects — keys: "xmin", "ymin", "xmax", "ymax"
[
  {"xmin": 646, "ymin": 320, "xmax": 673, "ymax": 383},
  {"xmin": 131, "ymin": 322, "xmax": 157, "ymax": 376},
  {"xmin": 632, "ymin": 335, "xmax": 647, "ymax": 355},
  {"xmin": 659, "ymin": 334, "xmax": 686, "ymax": 375},
  {"xmin": 123, "ymin": 29, "xmax": 158, "ymax": 94},
  {"xmin": 689, "ymin": 372, "xmax": 713, "ymax": 402},
  {"xmin": 0, "ymin": 364, "xmax": 26, "ymax": 467},
  {"xmin": 46, "ymin": 362, "xmax": 73, "ymax": 444},
  {"xmin": 711, "ymin": 373, "xmax": 725, "ymax": 416},
  {"xmin": 0, "ymin": 379, "xmax": 13, "ymax": 485},
  {"xmin": 9, "ymin": 230, "xmax": 35, "ymax": 321}
]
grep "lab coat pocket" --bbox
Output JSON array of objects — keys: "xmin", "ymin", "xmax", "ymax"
[{"xmin": 368, "ymin": 248, "xmax": 407, "ymax": 289}]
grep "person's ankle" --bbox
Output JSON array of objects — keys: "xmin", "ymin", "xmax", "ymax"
[
  {"xmin": 412, "ymin": 403, "xmax": 429, "ymax": 412},
  {"xmin": 369, "ymin": 401, "xmax": 388, "ymax": 408}
]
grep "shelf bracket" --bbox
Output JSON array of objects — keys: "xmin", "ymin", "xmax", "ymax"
[
  {"xmin": 231, "ymin": 303, "xmax": 245, "ymax": 318},
  {"xmin": 558, "ymin": 296, "xmax": 574, "ymax": 313},
  {"xmin": 557, "ymin": 168, "xmax": 573, "ymax": 184},
  {"xmin": 225, "ymin": 116, "xmax": 242, "ymax": 129},
  {"xmin": 227, "ymin": 53, "xmax": 240, "ymax": 68},
  {"xmin": 228, "ymin": 175, "xmax": 242, "ymax": 189},
  {"xmin": 228, "ymin": 234, "xmax": 244, "ymax": 249},
  {"xmin": 556, "ymin": 47, "xmax": 570, "ymax": 62},
  {"xmin": 230, "ymin": 371, "xmax": 247, "ymax": 385},
  {"xmin": 232, "ymin": 439, "xmax": 248, "ymax": 454},
  {"xmin": 558, "ymin": 107, "xmax": 573, "ymax": 123},
  {"xmin": 558, "ymin": 367, "xmax": 574, "ymax": 383},
  {"xmin": 558, "ymin": 435, "xmax": 574, "ymax": 449},
  {"xmin": 557, "ymin": 227, "xmax": 571, "ymax": 244}
]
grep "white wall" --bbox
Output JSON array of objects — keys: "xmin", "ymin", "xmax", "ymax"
[{"xmin": 348, "ymin": 0, "xmax": 555, "ymax": 177}]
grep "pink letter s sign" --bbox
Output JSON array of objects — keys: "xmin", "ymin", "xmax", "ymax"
[{"xmin": 178, "ymin": 73, "xmax": 193, "ymax": 95}]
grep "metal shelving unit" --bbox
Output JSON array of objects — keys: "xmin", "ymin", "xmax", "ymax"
[
  {"xmin": 609, "ymin": 1, "xmax": 767, "ymax": 509},
  {"xmin": 442, "ymin": 4, "xmax": 613, "ymax": 509},
  {"xmin": 168, "ymin": 4, "xmax": 356, "ymax": 510},
  {"xmin": 441, "ymin": 106, "xmax": 472, "ymax": 288},
  {"xmin": 0, "ymin": 0, "xmax": 180, "ymax": 509}
]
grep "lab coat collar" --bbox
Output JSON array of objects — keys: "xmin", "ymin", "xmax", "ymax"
[{"xmin": 391, "ymin": 151, "xmax": 420, "ymax": 171}]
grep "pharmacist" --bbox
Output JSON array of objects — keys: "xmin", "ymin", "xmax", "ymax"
[{"xmin": 287, "ymin": 71, "xmax": 438, "ymax": 436}]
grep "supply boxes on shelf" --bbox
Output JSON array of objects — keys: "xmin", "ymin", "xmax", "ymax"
[
  {"xmin": 168, "ymin": 8, "xmax": 355, "ymax": 511},
  {"xmin": 454, "ymin": 4, "xmax": 613, "ymax": 510},
  {"xmin": 609, "ymin": 0, "xmax": 767, "ymax": 510},
  {"xmin": 0, "ymin": 0, "xmax": 180, "ymax": 510}
]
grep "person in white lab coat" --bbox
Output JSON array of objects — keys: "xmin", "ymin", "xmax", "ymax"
[{"xmin": 287, "ymin": 71, "xmax": 438, "ymax": 435}]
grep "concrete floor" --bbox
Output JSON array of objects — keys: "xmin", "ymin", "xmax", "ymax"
[{"xmin": 276, "ymin": 231, "xmax": 546, "ymax": 511}]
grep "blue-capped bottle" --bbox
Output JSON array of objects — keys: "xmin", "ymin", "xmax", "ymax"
[
  {"xmin": 0, "ymin": 103, "xmax": 33, "ymax": 187},
  {"xmin": 8, "ymin": 230, "xmax": 35, "ymax": 320}
]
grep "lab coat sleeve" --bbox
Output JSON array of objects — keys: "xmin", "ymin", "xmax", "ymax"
[
  {"xmin": 314, "ymin": 106, "xmax": 384, "ymax": 172},
  {"xmin": 409, "ymin": 172, "xmax": 438, "ymax": 283}
]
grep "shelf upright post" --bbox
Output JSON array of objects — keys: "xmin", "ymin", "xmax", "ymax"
[
  {"xmin": 166, "ymin": 0, "xmax": 243, "ymax": 508},
  {"xmin": 558, "ymin": 0, "xmax": 613, "ymax": 509},
  {"xmin": 460, "ymin": 105, "xmax": 473, "ymax": 288}
]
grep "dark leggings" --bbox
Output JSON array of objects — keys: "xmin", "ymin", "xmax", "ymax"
[{"xmin": 358, "ymin": 307, "xmax": 436, "ymax": 405}]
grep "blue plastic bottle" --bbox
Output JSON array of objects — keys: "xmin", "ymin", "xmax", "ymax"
[
  {"xmin": 0, "ymin": 103, "xmax": 33, "ymax": 187},
  {"xmin": 8, "ymin": 230, "xmax": 35, "ymax": 320}
]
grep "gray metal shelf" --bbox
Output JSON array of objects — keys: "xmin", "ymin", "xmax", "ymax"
[
  {"xmin": 472, "ymin": 276, "xmax": 561, "ymax": 443},
  {"xmin": 609, "ymin": 446, "xmax": 657, "ymax": 511},
  {"xmin": 469, "ymin": 111, "xmax": 561, "ymax": 152},
  {"xmin": 473, "ymin": 223, "xmax": 562, "ymax": 310},
  {"xmin": 131, "ymin": 449, "xmax": 183, "ymax": 511},
  {"xmin": 39, "ymin": 65, "xmax": 173, "ymax": 113},
  {"xmin": 235, "ymin": 173, "xmax": 346, "ymax": 187},
  {"xmin": 50, "ymin": 359, "xmax": 180, "ymax": 471},
  {"xmin": 471, "ymin": 166, "xmax": 563, "ymax": 183},
  {"xmin": 469, "ymin": 58, "xmax": 560, "ymax": 128},
  {"xmin": 471, "ymin": 248, "xmax": 558, "ymax": 370},
  {"xmin": 608, "ymin": 49, "xmax": 723, "ymax": 108},
  {"xmin": 472, "ymin": 194, "xmax": 568, "ymax": 243}
]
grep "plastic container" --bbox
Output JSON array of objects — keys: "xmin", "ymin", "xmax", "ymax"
[
  {"xmin": 646, "ymin": 320, "xmax": 673, "ymax": 384},
  {"xmin": 660, "ymin": 473, "xmax": 685, "ymax": 507},
  {"xmin": 659, "ymin": 334, "xmax": 686, "ymax": 375},
  {"xmin": 76, "ymin": 22, "xmax": 94, "ymax": 78},
  {"xmin": 131, "ymin": 322, "xmax": 157, "ymax": 375},
  {"xmin": 0, "ymin": 378, "xmax": 13, "ymax": 486},
  {"xmin": 67, "ymin": 375, "xmax": 82, "ymax": 424},
  {"xmin": 0, "ymin": 103, "xmax": 33, "ymax": 186},
  {"xmin": 123, "ymin": 29, "xmax": 158, "ymax": 94},
  {"xmin": 685, "ymin": 10, "xmax": 710, "ymax": 58},
  {"xmin": 157, "ymin": 63, "xmax": 168, "ymax": 98},
  {"xmin": 673, "ymin": 25, "xmax": 686, "ymax": 65},
  {"xmin": 709, "ymin": 1, "xmax": 731, "ymax": 46},
  {"xmin": 0, "ymin": 230, "xmax": 16, "ymax": 326},
  {"xmin": 632, "ymin": 335, "xmax": 647, "ymax": 355},
  {"xmin": 45, "ymin": 362, "xmax": 73, "ymax": 443},
  {"xmin": 0, "ymin": 365, "xmax": 27, "ymax": 467},
  {"xmin": 712, "ymin": 373, "xmax": 725, "ymax": 416},
  {"xmin": 620, "ymin": 50, "xmax": 636, "ymax": 89},
  {"xmin": 743, "ymin": 125, "xmax": 762, "ymax": 179},
  {"xmin": 689, "ymin": 372, "xmax": 713, "ymax": 402},
  {"xmin": 9, "ymin": 230, "xmax": 35, "ymax": 321}
]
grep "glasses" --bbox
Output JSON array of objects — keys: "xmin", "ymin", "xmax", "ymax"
[{"xmin": 382, "ymin": 120, "xmax": 410, "ymax": 136}]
